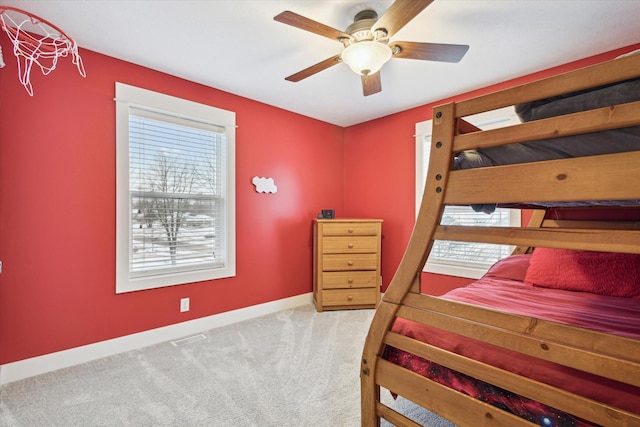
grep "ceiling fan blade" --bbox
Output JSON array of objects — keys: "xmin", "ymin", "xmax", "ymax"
[
  {"xmin": 274, "ymin": 11, "xmax": 351, "ymax": 42},
  {"xmin": 285, "ymin": 54, "xmax": 342, "ymax": 82},
  {"xmin": 391, "ymin": 41, "xmax": 469, "ymax": 63},
  {"xmin": 372, "ymin": 0, "xmax": 434, "ymax": 39},
  {"xmin": 362, "ymin": 72, "xmax": 381, "ymax": 96}
]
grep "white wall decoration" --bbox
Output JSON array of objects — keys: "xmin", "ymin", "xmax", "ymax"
[{"xmin": 252, "ymin": 176, "xmax": 277, "ymax": 194}]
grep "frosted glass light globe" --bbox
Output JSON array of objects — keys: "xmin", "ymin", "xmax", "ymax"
[{"xmin": 341, "ymin": 41, "xmax": 392, "ymax": 76}]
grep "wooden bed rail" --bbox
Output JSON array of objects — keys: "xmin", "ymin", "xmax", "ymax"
[
  {"xmin": 384, "ymin": 293, "xmax": 640, "ymax": 427},
  {"xmin": 455, "ymin": 52, "xmax": 640, "ymax": 117},
  {"xmin": 383, "ymin": 311, "xmax": 640, "ymax": 426},
  {"xmin": 456, "ymin": 100, "xmax": 640, "ymax": 151},
  {"xmin": 381, "ymin": 334, "xmax": 640, "ymax": 427},
  {"xmin": 361, "ymin": 53, "xmax": 640, "ymax": 427},
  {"xmin": 376, "ymin": 358, "xmax": 541, "ymax": 427},
  {"xmin": 445, "ymin": 151, "xmax": 640, "ymax": 206},
  {"xmin": 367, "ymin": 294, "xmax": 640, "ymax": 427},
  {"xmin": 399, "ymin": 294, "xmax": 640, "ymax": 384},
  {"xmin": 435, "ymin": 225, "xmax": 640, "ymax": 254}
]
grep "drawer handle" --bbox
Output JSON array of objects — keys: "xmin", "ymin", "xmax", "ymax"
[
  {"xmin": 347, "ymin": 278, "xmax": 354, "ymax": 283},
  {"xmin": 348, "ymin": 243, "xmax": 354, "ymax": 248},
  {"xmin": 347, "ymin": 295, "xmax": 353, "ymax": 301},
  {"xmin": 347, "ymin": 260, "xmax": 354, "ymax": 266},
  {"xmin": 348, "ymin": 228, "xmax": 354, "ymax": 233}
]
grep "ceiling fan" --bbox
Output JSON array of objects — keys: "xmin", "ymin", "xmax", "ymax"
[{"xmin": 274, "ymin": 0, "xmax": 469, "ymax": 96}]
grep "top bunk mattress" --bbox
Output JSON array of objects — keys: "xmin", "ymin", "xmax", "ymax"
[
  {"xmin": 455, "ymin": 77, "xmax": 640, "ymax": 169},
  {"xmin": 453, "ymin": 75, "xmax": 640, "ymax": 212}
]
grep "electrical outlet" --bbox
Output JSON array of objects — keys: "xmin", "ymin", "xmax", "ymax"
[{"xmin": 180, "ymin": 298, "xmax": 190, "ymax": 312}]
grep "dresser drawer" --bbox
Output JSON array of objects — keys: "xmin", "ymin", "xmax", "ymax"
[
  {"xmin": 322, "ymin": 236, "xmax": 378, "ymax": 254},
  {"xmin": 321, "ymin": 288, "xmax": 378, "ymax": 307},
  {"xmin": 322, "ymin": 271, "xmax": 378, "ymax": 289},
  {"xmin": 321, "ymin": 222, "xmax": 379, "ymax": 236},
  {"xmin": 322, "ymin": 253, "xmax": 378, "ymax": 271}
]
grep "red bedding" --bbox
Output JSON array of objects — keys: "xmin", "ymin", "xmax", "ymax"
[{"xmin": 385, "ymin": 254, "xmax": 640, "ymax": 426}]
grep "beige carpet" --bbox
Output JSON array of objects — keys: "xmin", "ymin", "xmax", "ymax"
[{"xmin": 0, "ymin": 304, "xmax": 453, "ymax": 426}]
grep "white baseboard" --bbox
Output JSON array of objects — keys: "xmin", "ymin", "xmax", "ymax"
[{"xmin": 0, "ymin": 293, "xmax": 313, "ymax": 385}]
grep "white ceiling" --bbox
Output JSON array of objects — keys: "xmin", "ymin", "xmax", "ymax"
[{"xmin": 2, "ymin": 1, "xmax": 640, "ymax": 127}]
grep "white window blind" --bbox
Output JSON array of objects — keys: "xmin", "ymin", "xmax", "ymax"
[
  {"xmin": 116, "ymin": 83, "xmax": 236, "ymax": 293},
  {"xmin": 429, "ymin": 206, "xmax": 513, "ymax": 269},
  {"xmin": 129, "ymin": 109, "xmax": 225, "ymax": 276},
  {"xmin": 415, "ymin": 107, "xmax": 520, "ymax": 279}
]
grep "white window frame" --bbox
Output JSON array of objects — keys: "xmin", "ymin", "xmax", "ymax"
[
  {"xmin": 115, "ymin": 83, "xmax": 236, "ymax": 293},
  {"xmin": 415, "ymin": 106, "xmax": 521, "ymax": 279}
]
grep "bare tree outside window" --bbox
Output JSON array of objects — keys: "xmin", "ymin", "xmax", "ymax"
[{"xmin": 147, "ymin": 153, "xmax": 196, "ymax": 264}]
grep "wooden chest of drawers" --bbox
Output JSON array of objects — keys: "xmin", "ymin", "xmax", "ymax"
[{"xmin": 313, "ymin": 219, "xmax": 382, "ymax": 311}]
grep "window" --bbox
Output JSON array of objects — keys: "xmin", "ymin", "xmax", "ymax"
[
  {"xmin": 415, "ymin": 107, "xmax": 520, "ymax": 279},
  {"xmin": 116, "ymin": 83, "xmax": 236, "ymax": 293}
]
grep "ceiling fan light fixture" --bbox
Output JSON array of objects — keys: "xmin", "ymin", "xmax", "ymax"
[{"xmin": 341, "ymin": 41, "xmax": 392, "ymax": 76}]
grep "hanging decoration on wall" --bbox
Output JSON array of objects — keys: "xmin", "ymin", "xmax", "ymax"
[
  {"xmin": 252, "ymin": 176, "xmax": 278, "ymax": 194},
  {"xmin": 0, "ymin": 5, "xmax": 86, "ymax": 95}
]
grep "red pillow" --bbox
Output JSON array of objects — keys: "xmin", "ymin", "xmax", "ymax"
[
  {"xmin": 484, "ymin": 254, "xmax": 531, "ymax": 282},
  {"xmin": 524, "ymin": 248, "xmax": 640, "ymax": 298}
]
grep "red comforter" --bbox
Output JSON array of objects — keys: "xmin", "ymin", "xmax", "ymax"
[{"xmin": 385, "ymin": 254, "xmax": 640, "ymax": 426}]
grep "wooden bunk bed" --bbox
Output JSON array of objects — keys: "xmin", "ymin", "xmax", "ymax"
[{"xmin": 361, "ymin": 51, "xmax": 640, "ymax": 427}]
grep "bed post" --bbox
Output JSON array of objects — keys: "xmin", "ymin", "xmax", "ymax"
[
  {"xmin": 361, "ymin": 102, "xmax": 458, "ymax": 426},
  {"xmin": 512, "ymin": 209, "xmax": 546, "ymax": 254}
]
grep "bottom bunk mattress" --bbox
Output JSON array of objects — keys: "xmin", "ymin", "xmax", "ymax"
[{"xmin": 384, "ymin": 251, "xmax": 640, "ymax": 426}]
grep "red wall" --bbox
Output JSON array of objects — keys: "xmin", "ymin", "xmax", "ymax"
[
  {"xmin": 0, "ymin": 40, "xmax": 344, "ymax": 364},
  {"xmin": 343, "ymin": 43, "xmax": 640, "ymax": 295}
]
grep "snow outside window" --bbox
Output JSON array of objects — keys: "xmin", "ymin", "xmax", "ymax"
[
  {"xmin": 115, "ymin": 83, "xmax": 236, "ymax": 293},
  {"xmin": 415, "ymin": 107, "xmax": 521, "ymax": 279}
]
